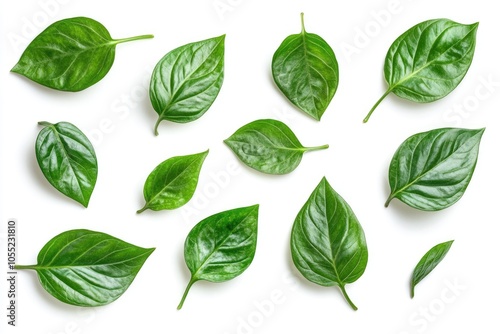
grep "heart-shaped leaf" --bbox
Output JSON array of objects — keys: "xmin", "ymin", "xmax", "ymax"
[
  {"xmin": 35, "ymin": 121, "xmax": 98, "ymax": 207},
  {"xmin": 178, "ymin": 205, "xmax": 258, "ymax": 309},
  {"xmin": 272, "ymin": 13, "xmax": 339, "ymax": 121},
  {"xmin": 386, "ymin": 128, "xmax": 485, "ymax": 211},
  {"xmin": 150, "ymin": 35, "xmax": 225, "ymax": 135},
  {"xmin": 15, "ymin": 229, "xmax": 155, "ymax": 306},
  {"xmin": 11, "ymin": 17, "xmax": 153, "ymax": 92},
  {"xmin": 364, "ymin": 19, "xmax": 478, "ymax": 122},
  {"xmin": 137, "ymin": 150, "xmax": 208, "ymax": 213},
  {"xmin": 224, "ymin": 119, "xmax": 328, "ymax": 174},
  {"xmin": 291, "ymin": 177, "xmax": 368, "ymax": 310}
]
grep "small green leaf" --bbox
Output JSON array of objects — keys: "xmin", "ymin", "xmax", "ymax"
[
  {"xmin": 272, "ymin": 13, "xmax": 339, "ymax": 121},
  {"xmin": 15, "ymin": 229, "xmax": 155, "ymax": 306},
  {"xmin": 411, "ymin": 240, "xmax": 454, "ymax": 298},
  {"xmin": 178, "ymin": 205, "xmax": 259, "ymax": 309},
  {"xmin": 364, "ymin": 19, "xmax": 478, "ymax": 122},
  {"xmin": 35, "ymin": 121, "xmax": 98, "ymax": 207},
  {"xmin": 291, "ymin": 177, "xmax": 368, "ymax": 310},
  {"xmin": 224, "ymin": 119, "xmax": 328, "ymax": 174},
  {"xmin": 386, "ymin": 128, "xmax": 484, "ymax": 211},
  {"xmin": 11, "ymin": 17, "xmax": 153, "ymax": 92},
  {"xmin": 150, "ymin": 35, "xmax": 225, "ymax": 135},
  {"xmin": 137, "ymin": 150, "xmax": 208, "ymax": 213}
]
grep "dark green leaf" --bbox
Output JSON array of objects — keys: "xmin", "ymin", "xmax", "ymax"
[
  {"xmin": 15, "ymin": 229, "xmax": 154, "ymax": 306},
  {"xmin": 137, "ymin": 150, "xmax": 208, "ymax": 213},
  {"xmin": 150, "ymin": 35, "xmax": 225, "ymax": 135},
  {"xmin": 178, "ymin": 205, "xmax": 258, "ymax": 309},
  {"xmin": 272, "ymin": 13, "xmax": 339, "ymax": 121},
  {"xmin": 411, "ymin": 240, "xmax": 454, "ymax": 298},
  {"xmin": 386, "ymin": 128, "xmax": 484, "ymax": 211},
  {"xmin": 364, "ymin": 19, "xmax": 478, "ymax": 122},
  {"xmin": 224, "ymin": 119, "xmax": 328, "ymax": 175},
  {"xmin": 291, "ymin": 177, "xmax": 368, "ymax": 310},
  {"xmin": 35, "ymin": 121, "xmax": 98, "ymax": 207},
  {"xmin": 11, "ymin": 17, "xmax": 153, "ymax": 92}
]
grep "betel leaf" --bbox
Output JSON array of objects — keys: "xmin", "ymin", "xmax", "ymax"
[
  {"xmin": 11, "ymin": 17, "xmax": 153, "ymax": 92},
  {"xmin": 137, "ymin": 150, "xmax": 208, "ymax": 213},
  {"xmin": 291, "ymin": 177, "xmax": 368, "ymax": 310},
  {"xmin": 411, "ymin": 240, "xmax": 454, "ymax": 298},
  {"xmin": 364, "ymin": 19, "xmax": 478, "ymax": 122},
  {"xmin": 272, "ymin": 13, "xmax": 339, "ymax": 121},
  {"xmin": 15, "ymin": 229, "xmax": 154, "ymax": 306},
  {"xmin": 150, "ymin": 35, "xmax": 225, "ymax": 135},
  {"xmin": 35, "ymin": 121, "xmax": 98, "ymax": 207},
  {"xmin": 224, "ymin": 119, "xmax": 328, "ymax": 175},
  {"xmin": 178, "ymin": 205, "xmax": 258, "ymax": 309},
  {"xmin": 386, "ymin": 128, "xmax": 484, "ymax": 211}
]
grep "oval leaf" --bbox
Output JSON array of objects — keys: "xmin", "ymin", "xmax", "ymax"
[
  {"xmin": 386, "ymin": 128, "xmax": 485, "ymax": 211},
  {"xmin": 411, "ymin": 240, "xmax": 454, "ymax": 298},
  {"xmin": 35, "ymin": 121, "xmax": 98, "ymax": 207},
  {"xmin": 272, "ymin": 13, "xmax": 339, "ymax": 121},
  {"xmin": 178, "ymin": 205, "xmax": 259, "ymax": 309},
  {"xmin": 291, "ymin": 177, "xmax": 368, "ymax": 310},
  {"xmin": 137, "ymin": 150, "xmax": 208, "ymax": 213},
  {"xmin": 364, "ymin": 19, "xmax": 478, "ymax": 122},
  {"xmin": 11, "ymin": 17, "xmax": 153, "ymax": 92},
  {"xmin": 150, "ymin": 35, "xmax": 225, "ymax": 135},
  {"xmin": 224, "ymin": 119, "xmax": 328, "ymax": 174},
  {"xmin": 15, "ymin": 229, "xmax": 155, "ymax": 306}
]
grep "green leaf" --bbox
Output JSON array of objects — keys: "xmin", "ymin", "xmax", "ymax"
[
  {"xmin": 291, "ymin": 177, "xmax": 368, "ymax": 310},
  {"xmin": 137, "ymin": 150, "xmax": 208, "ymax": 213},
  {"xmin": 150, "ymin": 35, "xmax": 225, "ymax": 135},
  {"xmin": 411, "ymin": 240, "xmax": 454, "ymax": 298},
  {"xmin": 272, "ymin": 13, "xmax": 339, "ymax": 121},
  {"xmin": 35, "ymin": 121, "xmax": 98, "ymax": 207},
  {"xmin": 178, "ymin": 205, "xmax": 258, "ymax": 309},
  {"xmin": 15, "ymin": 229, "xmax": 155, "ymax": 306},
  {"xmin": 364, "ymin": 19, "xmax": 478, "ymax": 122},
  {"xmin": 386, "ymin": 128, "xmax": 484, "ymax": 211},
  {"xmin": 11, "ymin": 17, "xmax": 153, "ymax": 92},
  {"xmin": 224, "ymin": 119, "xmax": 328, "ymax": 175}
]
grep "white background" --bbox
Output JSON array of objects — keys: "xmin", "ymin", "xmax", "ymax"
[{"xmin": 1, "ymin": 0, "xmax": 499, "ymax": 333}]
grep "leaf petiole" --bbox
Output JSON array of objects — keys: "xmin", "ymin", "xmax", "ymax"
[
  {"xmin": 305, "ymin": 144, "xmax": 329, "ymax": 152},
  {"xmin": 339, "ymin": 284, "xmax": 358, "ymax": 311},
  {"xmin": 177, "ymin": 277, "xmax": 196, "ymax": 310},
  {"xmin": 363, "ymin": 88, "xmax": 393, "ymax": 123},
  {"xmin": 113, "ymin": 34, "xmax": 154, "ymax": 45},
  {"xmin": 14, "ymin": 264, "xmax": 38, "ymax": 270}
]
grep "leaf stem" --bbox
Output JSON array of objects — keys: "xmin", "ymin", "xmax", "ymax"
[
  {"xmin": 177, "ymin": 277, "xmax": 196, "ymax": 310},
  {"xmin": 339, "ymin": 285, "xmax": 358, "ymax": 311},
  {"xmin": 384, "ymin": 194, "xmax": 395, "ymax": 207},
  {"xmin": 300, "ymin": 13, "xmax": 306, "ymax": 33},
  {"xmin": 305, "ymin": 144, "xmax": 329, "ymax": 152},
  {"xmin": 153, "ymin": 118, "xmax": 162, "ymax": 136},
  {"xmin": 15, "ymin": 264, "xmax": 38, "ymax": 270},
  {"xmin": 363, "ymin": 88, "xmax": 393, "ymax": 123},
  {"xmin": 38, "ymin": 121, "xmax": 54, "ymax": 127},
  {"xmin": 114, "ymin": 34, "xmax": 154, "ymax": 44},
  {"xmin": 136, "ymin": 205, "xmax": 148, "ymax": 214}
]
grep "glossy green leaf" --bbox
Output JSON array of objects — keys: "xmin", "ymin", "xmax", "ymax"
[
  {"xmin": 272, "ymin": 13, "xmax": 339, "ymax": 121},
  {"xmin": 224, "ymin": 119, "xmax": 328, "ymax": 175},
  {"xmin": 35, "ymin": 121, "xmax": 98, "ymax": 207},
  {"xmin": 291, "ymin": 177, "xmax": 368, "ymax": 310},
  {"xmin": 150, "ymin": 35, "xmax": 225, "ymax": 135},
  {"xmin": 386, "ymin": 128, "xmax": 484, "ymax": 211},
  {"xmin": 137, "ymin": 150, "xmax": 208, "ymax": 213},
  {"xmin": 11, "ymin": 17, "xmax": 153, "ymax": 92},
  {"xmin": 364, "ymin": 19, "xmax": 478, "ymax": 122},
  {"xmin": 178, "ymin": 205, "xmax": 259, "ymax": 309},
  {"xmin": 411, "ymin": 240, "xmax": 453, "ymax": 298},
  {"xmin": 15, "ymin": 229, "xmax": 155, "ymax": 306}
]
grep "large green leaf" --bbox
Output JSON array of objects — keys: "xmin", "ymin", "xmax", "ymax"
[
  {"xmin": 11, "ymin": 17, "xmax": 153, "ymax": 92},
  {"xmin": 386, "ymin": 128, "xmax": 484, "ymax": 211},
  {"xmin": 16, "ymin": 229, "xmax": 155, "ymax": 306},
  {"xmin": 35, "ymin": 121, "xmax": 98, "ymax": 207},
  {"xmin": 272, "ymin": 13, "xmax": 339, "ymax": 121},
  {"xmin": 137, "ymin": 150, "xmax": 208, "ymax": 213},
  {"xmin": 364, "ymin": 19, "xmax": 478, "ymax": 122},
  {"xmin": 150, "ymin": 35, "xmax": 225, "ymax": 135},
  {"xmin": 291, "ymin": 177, "xmax": 368, "ymax": 310},
  {"xmin": 224, "ymin": 119, "xmax": 328, "ymax": 174},
  {"xmin": 178, "ymin": 205, "xmax": 258, "ymax": 309}
]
